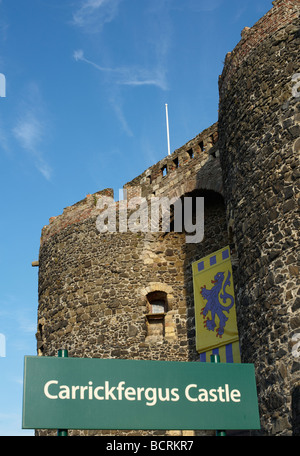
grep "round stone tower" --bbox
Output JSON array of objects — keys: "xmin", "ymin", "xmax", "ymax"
[
  {"xmin": 36, "ymin": 124, "xmax": 227, "ymax": 436},
  {"xmin": 218, "ymin": 0, "xmax": 300, "ymax": 435},
  {"xmin": 35, "ymin": 0, "xmax": 299, "ymax": 436}
]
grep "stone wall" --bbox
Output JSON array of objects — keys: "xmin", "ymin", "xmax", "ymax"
[
  {"xmin": 36, "ymin": 123, "xmax": 228, "ymax": 436},
  {"xmin": 219, "ymin": 0, "xmax": 300, "ymax": 97},
  {"xmin": 35, "ymin": 0, "xmax": 300, "ymax": 437},
  {"xmin": 218, "ymin": 2, "xmax": 300, "ymax": 435},
  {"xmin": 124, "ymin": 122, "xmax": 221, "ymax": 200}
]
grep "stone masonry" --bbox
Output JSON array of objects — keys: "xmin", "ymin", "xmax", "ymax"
[
  {"xmin": 35, "ymin": 0, "xmax": 299, "ymax": 436},
  {"xmin": 218, "ymin": 0, "xmax": 300, "ymax": 435}
]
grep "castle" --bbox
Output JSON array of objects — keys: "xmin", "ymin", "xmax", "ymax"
[{"xmin": 34, "ymin": 0, "xmax": 300, "ymax": 436}]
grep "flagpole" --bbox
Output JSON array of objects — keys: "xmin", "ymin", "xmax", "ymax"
[{"xmin": 165, "ymin": 103, "xmax": 171, "ymax": 156}]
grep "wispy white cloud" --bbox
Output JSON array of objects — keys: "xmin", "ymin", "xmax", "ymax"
[
  {"xmin": 72, "ymin": 1, "xmax": 171, "ymax": 135},
  {"xmin": 13, "ymin": 113, "xmax": 52, "ymax": 180},
  {"xmin": 73, "ymin": 49, "xmax": 168, "ymax": 136},
  {"xmin": 12, "ymin": 83, "xmax": 52, "ymax": 180},
  {"xmin": 108, "ymin": 92, "xmax": 133, "ymax": 137},
  {"xmin": 13, "ymin": 113, "xmax": 44, "ymax": 151},
  {"xmin": 72, "ymin": 0, "xmax": 122, "ymax": 33},
  {"xmin": 73, "ymin": 49, "xmax": 168, "ymax": 90}
]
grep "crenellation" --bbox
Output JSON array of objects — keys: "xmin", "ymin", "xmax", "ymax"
[
  {"xmin": 124, "ymin": 122, "xmax": 219, "ymax": 200},
  {"xmin": 219, "ymin": 0, "xmax": 300, "ymax": 96}
]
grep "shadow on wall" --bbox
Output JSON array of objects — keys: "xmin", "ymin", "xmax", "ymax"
[{"xmin": 179, "ymin": 189, "xmax": 231, "ymax": 362}]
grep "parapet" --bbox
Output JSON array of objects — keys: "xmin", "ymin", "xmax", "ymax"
[
  {"xmin": 40, "ymin": 122, "xmax": 222, "ymax": 246},
  {"xmin": 124, "ymin": 122, "xmax": 222, "ymax": 201},
  {"xmin": 40, "ymin": 188, "xmax": 114, "ymax": 246},
  {"xmin": 219, "ymin": 0, "xmax": 300, "ymax": 95}
]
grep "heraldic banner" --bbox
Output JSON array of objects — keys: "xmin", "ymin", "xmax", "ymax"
[{"xmin": 192, "ymin": 246, "xmax": 240, "ymax": 362}]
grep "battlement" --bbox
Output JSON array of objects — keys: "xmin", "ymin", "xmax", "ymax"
[
  {"xmin": 40, "ymin": 122, "xmax": 222, "ymax": 245},
  {"xmin": 219, "ymin": 0, "xmax": 300, "ymax": 95},
  {"xmin": 124, "ymin": 122, "xmax": 221, "ymax": 201},
  {"xmin": 40, "ymin": 188, "xmax": 114, "ymax": 245}
]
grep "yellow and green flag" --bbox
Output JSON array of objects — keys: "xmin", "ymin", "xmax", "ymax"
[{"xmin": 192, "ymin": 246, "xmax": 240, "ymax": 363}]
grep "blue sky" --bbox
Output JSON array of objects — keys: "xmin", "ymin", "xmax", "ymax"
[{"xmin": 0, "ymin": 0, "xmax": 273, "ymax": 436}]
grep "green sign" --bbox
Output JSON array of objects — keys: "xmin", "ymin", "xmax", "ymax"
[{"xmin": 22, "ymin": 356, "xmax": 260, "ymax": 431}]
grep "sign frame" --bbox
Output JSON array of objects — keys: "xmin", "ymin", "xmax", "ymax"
[{"xmin": 22, "ymin": 356, "xmax": 260, "ymax": 431}]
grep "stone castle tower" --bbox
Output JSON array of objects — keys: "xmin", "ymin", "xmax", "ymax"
[{"xmin": 35, "ymin": 0, "xmax": 300, "ymax": 436}]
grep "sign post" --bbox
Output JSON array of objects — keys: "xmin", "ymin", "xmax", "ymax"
[
  {"xmin": 210, "ymin": 354, "xmax": 226, "ymax": 436},
  {"xmin": 57, "ymin": 349, "xmax": 68, "ymax": 437}
]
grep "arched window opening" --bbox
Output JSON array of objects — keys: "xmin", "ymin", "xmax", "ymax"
[
  {"xmin": 147, "ymin": 291, "xmax": 167, "ymax": 313},
  {"xmin": 145, "ymin": 291, "xmax": 168, "ymax": 343}
]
